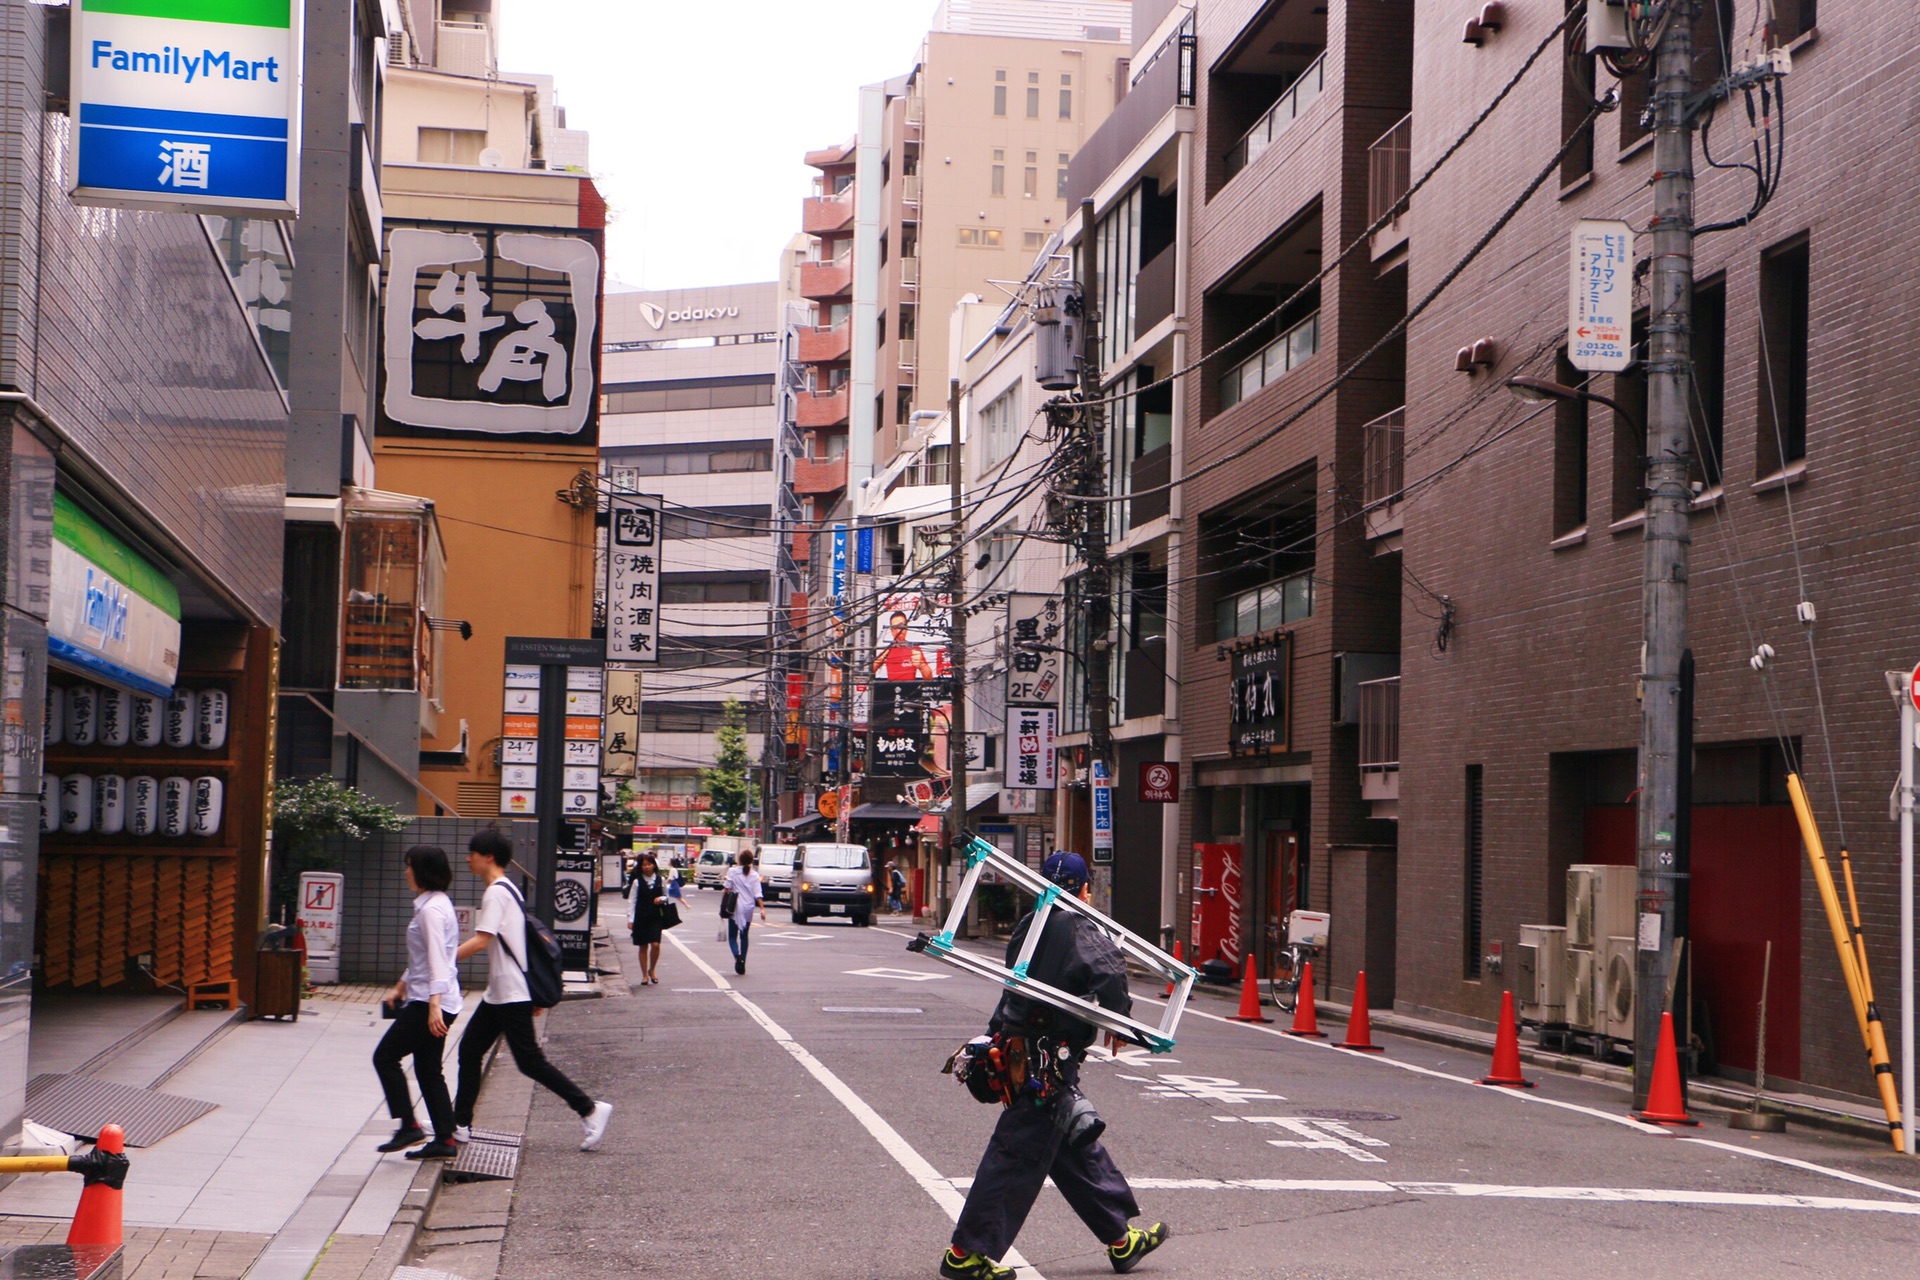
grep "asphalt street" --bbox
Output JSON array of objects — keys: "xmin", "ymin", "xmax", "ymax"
[{"xmin": 494, "ymin": 889, "xmax": 1920, "ymax": 1279}]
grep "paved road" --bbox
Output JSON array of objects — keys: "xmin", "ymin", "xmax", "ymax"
[{"xmin": 497, "ymin": 890, "xmax": 1920, "ymax": 1279}]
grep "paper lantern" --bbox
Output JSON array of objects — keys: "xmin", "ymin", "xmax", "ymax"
[
  {"xmin": 97, "ymin": 688, "xmax": 131, "ymax": 748},
  {"xmin": 60, "ymin": 774, "xmax": 94, "ymax": 834},
  {"xmin": 164, "ymin": 692, "xmax": 197, "ymax": 748},
  {"xmin": 131, "ymin": 694, "xmax": 164, "ymax": 747},
  {"xmin": 160, "ymin": 777, "xmax": 190, "ymax": 837},
  {"xmin": 190, "ymin": 776, "xmax": 224, "ymax": 836},
  {"xmin": 66, "ymin": 685, "xmax": 98, "ymax": 746},
  {"xmin": 195, "ymin": 690, "xmax": 229, "ymax": 750},
  {"xmin": 128, "ymin": 776, "xmax": 160, "ymax": 836},
  {"xmin": 94, "ymin": 774, "xmax": 126, "ymax": 835}
]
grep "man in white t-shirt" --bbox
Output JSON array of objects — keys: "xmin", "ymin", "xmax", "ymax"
[{"xmin": 451, "ymin": 827, "xmax": 612, "ymax": 1151}]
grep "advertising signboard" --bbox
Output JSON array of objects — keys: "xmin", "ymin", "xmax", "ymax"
[
  {"xmin": 552, "ymin": 822, "xmax": 596, "ymax": 973},
  {"xmin": 71, "ymin": 0, "xmax": 304, "ymax": 216},
  {"xmin": 1568, "ymin": 219, "xmax": 1635, "ymax": 373},
  {"xmin": 1229, "ymin": 635, "xmax": 1291, "ymax": 758},
  {"xmin": 606, "ymin": 494, "xmax": 662, "ymax": 662},
  {"xmin": 1139, "ymin": 761, "xmax": 1179, "ymax": 804},
  {"xmin": 602, "ymin": 669, "xmax": 639, "ymax": 778},
  {"xmin": 873, "ymin": 591, "xmax": 950, "ymax": 681},
  {"xmin": 1091, "ymin": 759, "xmax": 1113, "ymax": 864},
  {"xmin": 1004, "ymin": 706, "xmax": 1057, "ymax": 790},
  {"xmin": 296, "ymin": 871, "xmax": 343, "ymax": 984},
  {"xmin": 1005, "ymin": 593, "xmax": 1064, "ymax": 706},
  {"xmin": 1191, "ymin": 843, "xmax": 1245, "ymax": 968}
]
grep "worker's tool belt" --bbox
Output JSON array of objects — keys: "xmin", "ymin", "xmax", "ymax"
[{"xmin": 944, "ymin": 1033, "xmax": 1075, "ymax": 1107}]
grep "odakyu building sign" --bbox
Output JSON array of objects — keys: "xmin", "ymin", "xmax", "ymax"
[{"xmin": 70, "ymin": 0, "xmax": 304, "ymax": 216}]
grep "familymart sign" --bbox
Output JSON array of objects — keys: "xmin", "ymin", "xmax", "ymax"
[{"xmin": 71, "ymin": 0, "xmax": 303, "ymax": 215}]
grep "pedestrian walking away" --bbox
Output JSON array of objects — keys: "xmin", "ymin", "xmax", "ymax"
[
  {"xmin": 888, "ymin": 860, "xmax": 908, "ymax": 914},
  {"xmin": 624, "ymin": 850, "xmax": 677, "ymax": 984},
  {"xmin": 722, "ymin": 850, "xmax": 767, "ymax": 976},
  {"xmin": 373, "ymin": 845, "xmax": 463, "ymax": 1160},
  {"xmin": 451, "ymin": 826, "xmax": 614, "ymax": 1151},
  {"xmin": 942, "ymin": 851, "xmax": 1167, "ymax": 1280}
]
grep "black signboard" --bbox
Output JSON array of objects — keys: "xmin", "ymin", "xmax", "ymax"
[
  {"xmin": 552, "ymin": 820, "xmax": 596, "ymax": 973},
  {"xmin": 1229, "ymin": 635, "xmax": 1291, "ymax": 758},
  {"xmin": 505, "ymin": 636, "xmax": 606, "ymax": 666},
  {"xmin": 868, "ymin": 680, "xmax": 934, "ymax": 779}
]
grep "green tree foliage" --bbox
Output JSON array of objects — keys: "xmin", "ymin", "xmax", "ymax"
[
  {"xmin": 270, "ymin": 777, "xmax": 409, "ymax": 921},
  {"xmin": 701, "ymin": 699, "xmax": 753, "ymax": 835}
]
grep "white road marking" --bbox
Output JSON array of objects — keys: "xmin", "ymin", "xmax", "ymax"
[
  {"xmin": 1084, "ymin": 1045, "xmax": 1181, "ymax": 1067},
  {"xmin": 944, "ymin": 1175, "xmax": 1920, "ymax": 1217},
  {"xmin": 664, "ymin": 931, "xmax": 1048, "ymax": 1279},
  {"xmin": 1115, "ymin": 1073, "xmax": 1287, "ymax": 1105},
  {"xmin": 1218, "ymin": 1116, "xmax": 1389, "ymax": 1163},
  {"xmin": 763, "ymin": 931, "xmax": 823, "ymax": 941},
  {"xmin": 844, "ymin": 966, "xmax": 950, "ymax": 982},
  {"xmin": 1679, "ymin": 1138, "xmax": 1920, "ymax": 1202}
]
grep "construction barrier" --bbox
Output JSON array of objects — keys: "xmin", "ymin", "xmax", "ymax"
[{"xmin": 0, "ymin": 1122, "xmax": 128, "ymax": 1248}]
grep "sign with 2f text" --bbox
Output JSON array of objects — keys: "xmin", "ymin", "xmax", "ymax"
[
  {"xmin": 72, "ymin": 0, "xmax": 304, "ymax": 215},
  {"xmin": 1568, "ymin": 220, "xmax": 1634, "ymax": 373}
]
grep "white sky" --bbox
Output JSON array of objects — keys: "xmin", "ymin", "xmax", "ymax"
[{"xmin": 499, "ymin": 0, "xmax": 943, "ymax": 292}]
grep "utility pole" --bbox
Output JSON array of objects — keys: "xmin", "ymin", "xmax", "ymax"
[
  {"xmin": 944, "ymin": 376, "xmax": 969, "ymax": 921},
  {"xmin": 1634, "ymin": 0, "xmax": 1697, "ymax": 1110},
  {"xmin": 1077, "ymin": 200, "xmax": 1114, "ymax": 833}
]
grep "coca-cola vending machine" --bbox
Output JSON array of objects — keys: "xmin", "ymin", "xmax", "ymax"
[{"xmin": 1190, "ymin": 842, "xmax": 1244, "ymax": 969}]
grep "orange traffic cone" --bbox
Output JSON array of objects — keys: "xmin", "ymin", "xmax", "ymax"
[
  {"xmin": 1165, "ymin": 940, "xmax": 1183, "ymax": 998},
  {"xmin": 1479, "ymin": 991, "xmax": 1535, "ymax": 1088},
  {"xmin": 1229, "ymin": 954, "xmax": 1271, "ymax": 1023},
  {"xmin": 67, "ymin": 1123, "xmax": 127, "ymax": 1248},
  {"xmin": 1286, "ymin": 960, "xmax": 1327, "ymax": 1038},
  {"xmin": 1339, "ymin": 970, "xmax": 1385, "ymax": 1052},
  {"xmin": 1636, "ymin": 1012, "xmax": 1699, "ymax": 1126}
]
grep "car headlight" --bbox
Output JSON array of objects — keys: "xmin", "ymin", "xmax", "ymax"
[
  {"xmin": 866, "ymin": 884, "xmax": 876, "ymax": 893},
  {"xmin": 801, "ymin": 881, "xmax": 812, "ymax": 891}
]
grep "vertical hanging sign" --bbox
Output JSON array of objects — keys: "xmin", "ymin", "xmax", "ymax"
[
  {"xmin": 606, "ymin": 494, "xmax": 662, "ymax": 662},
  {"xmin": 1568, "ymin": 220, "xmax": 1634, "ymax": 373},
  {"xmin": 1091, "ymin": 758, "xmax": 1114, "ymax": 864},
  {"xmin": 71, "ymin": 0, "xmax": 305, "ymax": 216}
]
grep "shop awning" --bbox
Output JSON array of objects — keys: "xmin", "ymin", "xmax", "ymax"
[
  {"xmin": 47, "ymin": 493, "xmax": 182, "ymax": 698},
  {"xmin": 849, "ymin": 801, "xmax": 927, "ymax": 823},
  {"xmin": 931, "ymin": 783, "xmax": 1002, "ymax": 815},
  {"xmin": 774, "ymin": 813, "xmax": 830, "ymax": 834}
]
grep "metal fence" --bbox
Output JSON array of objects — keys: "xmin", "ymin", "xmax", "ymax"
[
  {"xmin": 1368, "ymin": 113, "xmax": 1412, "ymax": 227},
  {"xmin": 1363, "ymin": 408, "xmax": 1406, "ymax": 509}
]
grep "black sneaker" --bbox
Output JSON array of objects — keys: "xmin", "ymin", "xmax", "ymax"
[
  {"xmin": 406, "ymin": 1140, "xmax": 459, "ymax": 1160},
  {"xmin": 376, "ymin": 1126, "xmax": 426, "ymax": 1153},
  {"xmin": 734, "ymin": 958, "xmax": 745, "ymax": 975},
  {"xmin": 1109, "ymin": 1223, "xmax": 1168, "ymax": 1274},
  {"xmin": 938, "ymin": 1248, "xmax": 1013, "ymax": 1280}
]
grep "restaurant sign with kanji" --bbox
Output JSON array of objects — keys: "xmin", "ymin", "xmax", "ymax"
[{"xmin": 606, "ymin": 493, "xmax": 663, "ymax": 663}]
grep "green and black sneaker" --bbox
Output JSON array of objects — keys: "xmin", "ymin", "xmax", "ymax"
[
  {"xmin": 1108, "ymin": 1222, "xmax": 1169, "ymax": 1274},
  {"xmin": 939, "ymin": 1247, "xmax": 1014, "ymax": 1280}
]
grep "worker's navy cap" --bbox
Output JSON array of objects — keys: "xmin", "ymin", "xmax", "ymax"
[{"xmin": 1043, "ymin": 851, "xmax": 1089, "ymax": 889}]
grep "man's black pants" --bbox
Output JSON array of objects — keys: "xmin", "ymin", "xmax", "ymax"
[
  {"xmin": 452, "ymin": 1000, "xmax": 592, "ymax": 1125},
  {"xmin": 372, "ymin": 1001, "xmax": 458, "ymax": 1139},
  {"xmin": 951, "ymin": 1093, "xmax": 1137, "ymax": 1260}
]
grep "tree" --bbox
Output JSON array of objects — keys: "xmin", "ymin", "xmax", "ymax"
[
  {"xmin": 701, "ymin": 698, "xmax": 753, "ymax": 835},
  {"xmin": 270, "ymin": 777, "xmax": 409, "ymax": 922}
]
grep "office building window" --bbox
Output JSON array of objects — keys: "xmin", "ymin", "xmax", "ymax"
[
  {"xmin": 1611, "ymin": 310, "xmax": 1650, "ymax": 521},
  {"xmin": 1056, "ymin": 153, "xmax": 1070, "ymax": 199},
  {"xmin": 1026, "ymin": 71, "xmax": 1040, "ymax": 118},
  {"xmin": 1464, "ymin": 765, "xmax": 1485, "ymax": 979},
  {"xmin": 418, "ymin": 127, "xmax": 485, "ymax": 165},
  {"xmin": 1060, "ymin": 73, "xmax": 1073, "ymax": 119},
  {"xmin": 1757, "ymin": 237, "xmax": 1809, "ymax": 475},
  {"xmin": 1023, "ymin": 151, "xmax": 1037, "ymax": 198},
  {"xmin": 957, "ymin": 227, "xmax": 1004, "ymax": 247},
  {"xmin": 994, "ymin": 69, "xmax": 1007, "ymax": 117},
  {"xmin": 1551, "ymin": 349, "xmax": 1588, "ymax": 537},
  {"xmin": 991, "ymin": 149, "xmax": 1005, "ymax": 197},
  {"xmin": 1023, "ymin": 231, "xmax": 1049, "ymax": 251},
  {"xmin": 1691, "ymin": 277, "xmax": 1726, "ymax": 488},
  {"xmin": 1561, "ymin": 0, "xmax": 1595, "ymax": 185}
]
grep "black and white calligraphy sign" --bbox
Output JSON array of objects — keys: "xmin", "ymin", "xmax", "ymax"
[{"xmin": 606, "ymin": 493, "xmax": 663, "ymax": 663}]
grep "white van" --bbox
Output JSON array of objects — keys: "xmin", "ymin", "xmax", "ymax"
[{"xmin": 758, "ymin": 843, "xmax": 798, "ymax": 902}]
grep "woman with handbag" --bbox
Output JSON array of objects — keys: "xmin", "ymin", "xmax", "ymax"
[
  {"xmin": 623, "ymin": 851, "xmax": 676, "ymax": 985},
  {"xmin": 721, "ymin": 850, "xmax": 767, "ymax": 977},
  {"xmin": 373, "ymin": 845, "xmax": 462, "ymax": 1159}
]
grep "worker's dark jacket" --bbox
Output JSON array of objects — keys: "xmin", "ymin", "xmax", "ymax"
[{"xmin": 988, "ymin": 907, "xmax": 1131, "ymax": 1054}]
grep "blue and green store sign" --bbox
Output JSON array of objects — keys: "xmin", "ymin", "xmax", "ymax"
[{"xmin": 47, "ymin": 494, "xmax": 182, "ymax": 699}]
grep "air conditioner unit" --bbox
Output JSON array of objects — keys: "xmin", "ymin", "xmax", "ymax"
[
  {"xmin": 386, "ymin": 30, "xmax": 412, "ymax": 67},
  {"xmin": 1603, "ymin": 934, "xmax": 1637, "ymax": 1042},
  {"xmin": 1566, "ymin": 946, "xmax": 1598, "ymax": 1032},
  {"xmin": 1517, "ymin": 924, "xmax": 1567, "ymax": 1024},
  {"xmin": 1567, "ymin": 864, "xmax": 1635, "ymax": 947}
]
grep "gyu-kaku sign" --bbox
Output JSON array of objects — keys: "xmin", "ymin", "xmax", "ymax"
[
  {"xmin": 1567, "ymin": 219, "xmax": 1634, "ymax": 373},
  {"xmin": 606, "ymin": 493, "xmax": 663, "ymax": 663},
  {"xmin": 71, "ymin": 0, "xmax": 304, "ymax": 216}
]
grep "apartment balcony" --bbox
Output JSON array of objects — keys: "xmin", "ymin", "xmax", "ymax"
[
  {"xmin": 900, "ymin": 256, "xmax": 919, "ymax": 290},
  {"xmin": 1224, "ymin": 52, "xmax": 1326, "ymax": 181},
  {"xmin": 793, "ymin": 455, "xmax": 848, "ymax": 497},
  {"xmin": 1358, "ymin": 676, "xmax": 1400, "ymax": 820},
  {"xmin": 1135, "ymin": 246, "xmax": 1177, "ymax": 335},
  {"xmin": 798, "ymin": 321, "xmax": 851, "ymax": 364},
  {"xmin": 1368, "ymin": 114, "xmax": 1412, "ymax": 262},
  {"xmin": 1065, "ymin": 28, "xmax": 1195, "ymax": 207},
  {"xmin": 1362, "ymin": 407, "xmax": 1406, "ymax": 543},
  {"xmin": 898, "ymin": 339, "xmax": 917, "ymax": 371},
  {"xmin": 799, "ymin": 258, "xmax": 853, "ymax": 300},
  {"xmin": 796, "ymin": 387, "xmax": 850, "ymax": 428},
  {"xmin": 900, "ymin": 174, "xmax": 921, "ymax": 206},
  {"xmin": 790, "ymin": 531, "xmax": 812, "ymax": 564},
  {"xmin": 802, "ymin": 189, "xmax": 855, "ymax": 235}
]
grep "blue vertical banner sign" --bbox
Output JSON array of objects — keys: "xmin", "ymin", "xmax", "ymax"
[
  {"xmin": 856, "ymin": 525, "xmax": 875, "ymax": 574},
  {"xmin": 1091, "ymin": 758, "xmax": 1114, "ymax": 864},
  {"xmin": 830, "ymin": 524, "xmax": 849, "ymax": 618},
  {"xmin": 71, "ymin": 0, "xmax": 305, "ymax": 216}
]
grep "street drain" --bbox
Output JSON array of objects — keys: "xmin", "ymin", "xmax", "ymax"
[{"xmin": 1293, "ymin": 1109, "xmax": 1401, "ymax": 1122}]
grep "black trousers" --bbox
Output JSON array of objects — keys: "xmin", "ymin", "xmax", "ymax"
[
  {"xmin": 453, "ymin": 999, "xmax": 593, "ymax": 1125},
  {"xmin": 372, "ymin": 1001, "xmax": 458, "ymax": 1140},
  {"xmin": 951, "ymin": 1092, "xmax": 1138, "ymax": 1260}
]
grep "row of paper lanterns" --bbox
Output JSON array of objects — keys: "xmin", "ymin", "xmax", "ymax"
[
  {"xmin": 43, "ymin": 774, "xmax": 225, "ymax": 837},
  {"xmin": 47, "ymin": 686, "xmax": 228, "ymax": 750}
]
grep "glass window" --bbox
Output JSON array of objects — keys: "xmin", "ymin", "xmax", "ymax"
[
  {"xmin": 1284, "ymin": 575, "xmax": 1313, "ymax": 623},
  {"xmin": 1235, "ymin": 591, "xmax": 1258, "ymax": 638},
  {"xmin": 994, "ymin": 70, "xmax": 1007, "ymax": 116},
  {"xmin": 340, "ymin": 512, "xmax": 425, "ymax": 691},
  {"xmin": 991, "ymin": 149, "xmax": 1005, "ymax": 196},
  {"xmin": 1027, "ymin": 86, "xmax": 1040, "ymax": 117},
  {"xmin": 204, "ymin": 215, "xmax": 294, "ymax": 391},
  {"xmin": 1023, "ymin": 163, "xmax": 1037, "ymax": 198},
  {"xmin": 1060, "ymin": 88, "xmax": 1073, "ymax": 119}
]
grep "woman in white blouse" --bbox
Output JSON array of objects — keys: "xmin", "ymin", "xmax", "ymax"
[{"xmin": 373, "ymin": 845, "xmax": 464, "ymax": 1160}]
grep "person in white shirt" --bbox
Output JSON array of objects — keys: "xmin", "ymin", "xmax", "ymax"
[
  {"xmin": 451, "ymin": 827, "xmax": 612, "ymax": 1151},
  {"xmin": 723, "ymin": 851, "xmax": 768, "ymax": 976},
  {"xmin": 374, "ymin": 845, "xmax": 464, "ymax": 1159}
]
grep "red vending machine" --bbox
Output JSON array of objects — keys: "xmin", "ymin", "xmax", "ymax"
[{"xmin": 1190, "ymin": 842, "xmax": 1245, "ymax": 969}]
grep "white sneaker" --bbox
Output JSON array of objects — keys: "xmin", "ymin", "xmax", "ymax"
[
  {"xmin": 580, "ymin": 1101, "xmax": 612, "ymax": 1151},
  {"xmin": 452, "ymin": 1125, "xmax": 472, "ymax": 1144}
]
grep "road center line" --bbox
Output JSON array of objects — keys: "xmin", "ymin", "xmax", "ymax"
[{"xmin": 663, "ymin": 930, "xmax": 1048, "ymax": 1279}]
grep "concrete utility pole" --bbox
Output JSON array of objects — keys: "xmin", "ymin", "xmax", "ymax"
[
  {"xmin": 1076, "ymin": 200, "xmax": 1114, "ymax": 775},
  {"xmin": 944, "ymin": 376, "xmax": 970, "ymax": 920},
  {"xmin": 1634, "ymin": 0, "xmax": 1698, "ymax": 1110}
]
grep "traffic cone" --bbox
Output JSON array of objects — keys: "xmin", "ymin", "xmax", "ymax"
[
  {"xmin": 1164, "ymin": 940, "xmax": 1183, "ymax": 998},
  {"xmin": 1635, "ymin": 1012, "xmax": 1699, "ymax": 1126},
  {"xmin": 1286, "ymin": 960, "xmax": 1327, "ymax": 1038},
  {"xmin": 66, "ymin": 1124, "xmax": 126, "ymax": 1248},
  {"xmin": 1339, "ymin": 970, "xmax": 1385, "ymax": 1052},
  {"xmin": 1480, "ymin": 991, "xmax": 1535, "ymax": 1088},
  {"xmin": 1229, "ymin": 954, "xmax": 1271, "ymax": 1023}
]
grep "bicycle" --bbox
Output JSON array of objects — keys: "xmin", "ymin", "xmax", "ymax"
[{"xmin": 1266, "ymin": 939, "xmax": 1322, "ymax": 1014}]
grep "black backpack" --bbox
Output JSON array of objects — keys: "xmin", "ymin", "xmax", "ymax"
[{"xmin": 500, "ymin": 880, "xmax": 566, "ymax": 1009}]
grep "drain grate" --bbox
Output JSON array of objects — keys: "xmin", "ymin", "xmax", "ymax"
[
  {"xmin": 447, "ymin": 1131, "xmax": 522, "ymax": 1182},
  {"xmin": 26, "ymin": 1074, "xmax": 216, "ymax": 1148}
]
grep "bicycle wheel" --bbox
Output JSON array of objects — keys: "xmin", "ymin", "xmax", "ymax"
[{"xmin": 1267, "ymin": 956, "xmax": 1299, "ymax": 1013}]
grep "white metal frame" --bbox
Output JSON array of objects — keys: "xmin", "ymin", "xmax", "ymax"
[{"xmin": 915, "ymin": 836, "xmax": 1198, "ymax": 1052}]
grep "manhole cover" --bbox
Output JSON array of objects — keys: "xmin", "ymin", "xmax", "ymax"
[{"xmin": 1293, "ymin": 1109, "xmax": 1400, "ymax": 1123}]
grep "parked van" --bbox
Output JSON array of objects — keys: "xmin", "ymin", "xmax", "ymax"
[
  {"xmin": 701, "ymin": 834, "xmax": 755, "ymax": 865},
  {"xmin": 758, "ymin": 843, "xmax": 798, "ymax": 902},
  {"xmin": 791, "ymin": 843, "xmax": 877, "ymax": 926}
]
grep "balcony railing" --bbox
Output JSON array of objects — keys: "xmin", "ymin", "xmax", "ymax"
[
  {"xmin": 1135, "ymin": 246, "xmax": 1177, "ymax": 334},
  {"xmin": 796, "ymin": 387, "xmax": 850, "ymax": 428},
  {"xmin": 802, "ymin": 189, "xmax": 855, "ymax": 235},
  {"xmin": 901, "ymin": 174, "xmax": 921, "ymax": 205},
  {"xmin": 1363, "ymin": 408, "xmax": 1406, "ymax": 509},
  {"xmin": 1369, "ymin": 113, "xmax": 1412, "ymax": 259},
  {"xmin": 1224, "ymin": 53, "xmax": 1326, "ymax": 180},
  {"xmin": 898, "ymin": 338, "xmax": 917, "ymax": 370},
  {"xmin": 798, "ymin": 321, "xmax": 851, "ymax": 363},
  {"xmin": 900, "ymin": 257, "xmax": 919, "ymax": 288},
  {"xmin": 793, "ymin": 454, "xmax": 848, "ymax": 496},
  {"xmin": 1219, "ymin": 311, "xmax": 1319, "ymax": 411},
  {"xmin": 799, "ymin": 258, "xmax": 853, "ymax": 300}
]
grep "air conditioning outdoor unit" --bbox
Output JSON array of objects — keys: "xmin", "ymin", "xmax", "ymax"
[
  {"xmin": 1603, "ymin": 934, "xmax": 1637, "ymax": 1042},
  {"xmin": 1517, "ymin": 923, "xmax": 1567, "ymax": 1024},
  {"xmin": 1566, "ymin": 946, "xmax": 1598, "ymax": 1032},
  {"xmin": 1567, "ymin": 864, "xmax": 1635, "ymax": 947}
]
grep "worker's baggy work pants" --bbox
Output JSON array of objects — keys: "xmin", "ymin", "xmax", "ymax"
[{"xmin": 951, "ymin": 1092, "xmax": 1138, "ymax": 1260}]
